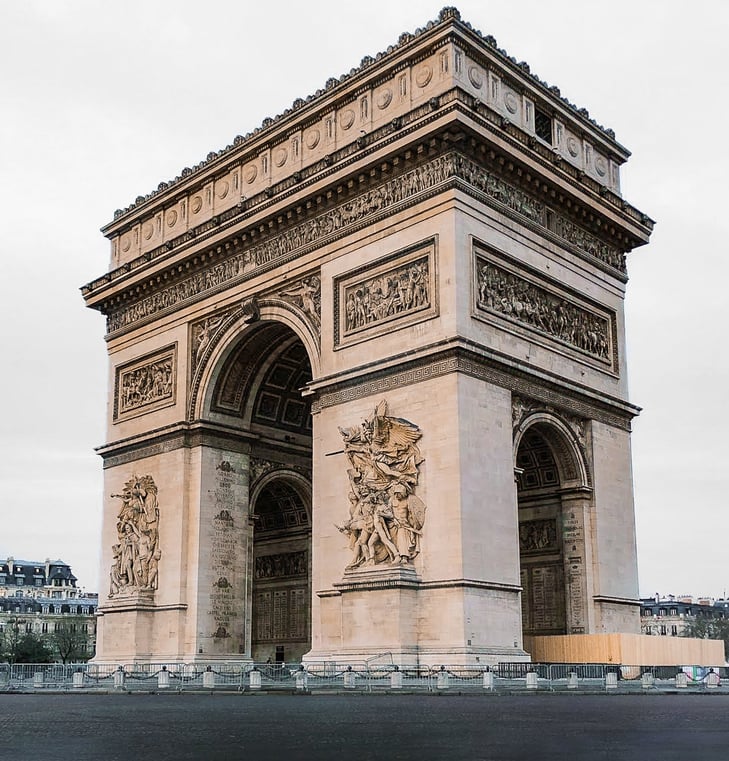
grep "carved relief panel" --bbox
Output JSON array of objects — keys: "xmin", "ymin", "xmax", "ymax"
[
  {"xmin": 114, "ymin": 345, "xmax": 176, "ymax": 421},
  {"xmin": 334, "ymin": 239, "xmax": 438, "ymax": 347},
  {"xmin": 473, "ymin": 245, "xmax": 617, "ymax": 371},
  {"xmin": 272, "ymin": 274, "xmax": 321, "ymax": 332}
]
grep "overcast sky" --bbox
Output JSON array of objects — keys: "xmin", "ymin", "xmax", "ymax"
[{"xmin": 1, "ymin": 1, "xmax": 726, "ymax": 599}]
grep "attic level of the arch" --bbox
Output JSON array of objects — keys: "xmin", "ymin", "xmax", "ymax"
[
  {"xmin": 98, "ymin": 8, "xmax": 645, "ymax": 254},
  {"xmin": 83, "ymin": 122, "xmax": 650, "ymax": 324}
]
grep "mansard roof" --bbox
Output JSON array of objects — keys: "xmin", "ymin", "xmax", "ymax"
[
  {"xmin": 0, "ymin": 595, "xmax": 98, "ymax": 613},
  {"xmin": 106, "ymin": 6, "xmax": 627, "ymax": 225},
  {"xmin": 0, "ymin": 558, "xmax": 77, "ymax": 585}
]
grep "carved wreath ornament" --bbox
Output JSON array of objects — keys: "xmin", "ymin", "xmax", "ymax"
[{"xmin": 336, "ymin": 401, "xmax": 426, "ymax": 571}]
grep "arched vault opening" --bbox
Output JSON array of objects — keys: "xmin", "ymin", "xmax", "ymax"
[{"xmin": 514, "ymin": 415, "xmax": 592, "ymax": 640}]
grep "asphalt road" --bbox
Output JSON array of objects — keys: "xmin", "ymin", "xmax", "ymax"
[{"xmin": 0, "ymin": 693, "xmax": 727, "ymax": 761}]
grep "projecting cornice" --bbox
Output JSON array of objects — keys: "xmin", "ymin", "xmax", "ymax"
[
  {"xmin": 95, "ymin": 6, "xmax": 650, "ymax": 274},
  {"xmin": 83, "ymin": 139, "xmax": 650, "ymax": 337}
]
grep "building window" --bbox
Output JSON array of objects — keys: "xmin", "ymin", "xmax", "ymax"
[
  {"xmin": 670, "ymin": 608, "xmax": 677, "ymax": 616},
  {"xmin": 671, "ymin": 625, "xmax": 678, "ymax": 636},
  {"xmin": 659, "ymin": 608, "xmax": 667, "ymax": 617},
  {"xmin": 660, "ymin": 625, "xmax": 667, "ymax": 635},
  {"xmin": 41, "ymin": 623, "xmax": 48, "ymax": 634},
  {"xmin": 534, "ymin": 107, "xmax": 553, "ymax": 143},
  {"xmin": 34, "ymin": 578, "xmax": 42, "ymax": 586},
  {"xmin": 643, "ymin": 609, "xmax": 652, "ymax": 617}
]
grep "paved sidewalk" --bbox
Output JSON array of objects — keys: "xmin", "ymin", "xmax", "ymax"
[{"xmin": 1, "ymin": 693, "xmax": 728, "ymax": 761}]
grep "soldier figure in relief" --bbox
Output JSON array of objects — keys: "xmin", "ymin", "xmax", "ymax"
[
  {"xmin": 337, "ymin": 401, "xmax": 426, "ymax": 571},
  {"xmin": 108, "ymin": 474, "xmax": 161, "ymax": 596}
]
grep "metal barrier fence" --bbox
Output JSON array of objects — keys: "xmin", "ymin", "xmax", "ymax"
[{"xmin": 1, "ymin": 662, "xmax": 727, "ymax": 693}]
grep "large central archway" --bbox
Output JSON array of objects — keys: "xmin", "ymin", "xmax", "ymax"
[{"xmin": 199, "ymin": 314, "xmax": 315, "ymax": 661}]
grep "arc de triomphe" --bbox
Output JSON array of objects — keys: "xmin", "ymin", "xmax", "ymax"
[{"xmin": 83, "ymin": 8, "xmax": 652, "ymax": 665}]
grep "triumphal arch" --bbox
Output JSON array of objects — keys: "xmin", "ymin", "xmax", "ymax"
[{"xmin": 83, "ymin": 8, "xmax": 653, "ymax": 665}]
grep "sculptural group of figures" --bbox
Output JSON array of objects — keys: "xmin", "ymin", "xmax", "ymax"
[
  {"xmin": 345, "ymin": 261, "xmax": 429, "ymax": 332},
  {"xmin": 120, "ymin": 360, "xmax": 173, "ymax": 412},
  {"xmin": 109, "ymin": 475, "xmax": 161, "ymax": 596},
  {"xmin": 336, "ymin": 401, "xmax": 427, "ymax": 570},
  {"xmin": 477, "ymin": 262, "xmax": 610, "ymax": 359}
]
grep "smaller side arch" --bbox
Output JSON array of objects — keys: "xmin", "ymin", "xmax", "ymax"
[
  {"xmin": 249, "ymin": 468, "xmax": 312, "ymax": 523},
  {"xmin": 513, "ymin": 411, "xmax": 591, "ymax": 490},
  {"xmin": 249, "ymin": 468, "xmax": 312, "ymax": 663}
]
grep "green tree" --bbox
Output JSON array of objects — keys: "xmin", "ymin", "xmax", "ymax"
[
  {"xmin": 49, "ymin": 617, "xmax": 92, "ymax": 663},
  {"xmin": 0, "ymin": 620, "xmax": 53, "ymax": 664},
  {"xmin": 681, "ymin": 616, "xmax": 729, "ymax": 660}
]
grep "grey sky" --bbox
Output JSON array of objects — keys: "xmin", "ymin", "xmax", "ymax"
[{"xmin": 1, "ymin": 1, "xmax": 726, "ymax": 598}]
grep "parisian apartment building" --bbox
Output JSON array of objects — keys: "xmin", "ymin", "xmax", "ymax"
[
  {"xmin": 640, "ymin": 595, "xmax": 729, "ymax": 637},
  {"xmin": 0, "ymin": 557, "xmax": 98, "ymax": 660}
]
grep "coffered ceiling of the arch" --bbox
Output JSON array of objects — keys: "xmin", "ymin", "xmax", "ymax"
[{"xmin": 208, "ymin": 324, "xmax": 312, "ymax": 436}]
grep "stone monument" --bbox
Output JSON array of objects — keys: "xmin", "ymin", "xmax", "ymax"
[{"xmin": 83, "ymin": 8, "xmax": 653, "ymax": 665}]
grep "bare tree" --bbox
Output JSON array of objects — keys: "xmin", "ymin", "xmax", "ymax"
[{"xmin": 49, "ymin": 617, "xmax": 92, "ymax": 663}]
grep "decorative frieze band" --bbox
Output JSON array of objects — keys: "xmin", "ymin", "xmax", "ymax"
[
  {"xmin": 106, "ymin": 150, "xmax": 623, "ymax": 334},
  {"xmin": 106, "ymin": 154, "xmax": 456, "ymax": 334},
  {"xmin": 457, "ymin": 155, "xmax": 625, "ymax": 272},
  {"xmin": 254, "ymin": 551, "xmax": 308, "ymax": 580},
  {"xmin": 473, "ymin": 248, "xmax": 616, "ymax": 368},
  {"xmin": 114, "ymin": 345, "xmax": 176, "ymax": 421},
  {"xmin": 311, "ymin": 345, "xmax": 634, "ymax": 431}
]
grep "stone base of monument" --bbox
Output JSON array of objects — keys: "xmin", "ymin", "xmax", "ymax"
[
  {"xmin": 326, "ymin": 564, "xmax": 420, "ymax": 664},
  {"xmin": 102, "ymin": 589, "xmax": 156, "ymax": 610},
  {"xmin": 93, "ymin": 590, "xmax": 192, "ymax": 666},
  {"xmin": 306, "ymin": 565, "xmax": 531, "ymax": 666}
]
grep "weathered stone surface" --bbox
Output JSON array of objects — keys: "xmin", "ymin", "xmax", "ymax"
[{"xmin": 84, "ymin": 10, "xmax": 650, "ymax": 666}]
